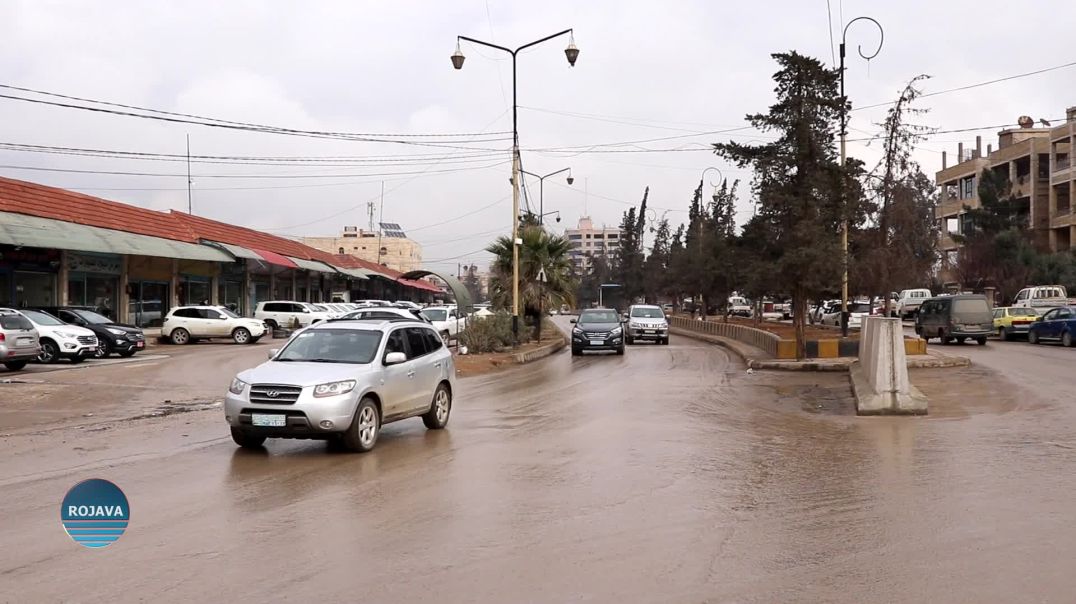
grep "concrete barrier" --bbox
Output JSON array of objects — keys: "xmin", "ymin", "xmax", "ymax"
[
  {"xmin": 851, "ymin": 317, "xmax": 928, "ymax": 415},
  {"xmin": 668, "ymin": 316, "xmax": 781, "ymax": 357}
]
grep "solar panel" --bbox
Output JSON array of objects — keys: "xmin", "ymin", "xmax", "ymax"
[
  {"xmin": 378, "ymin": 222, "xmax": 407, "ymax": 238},
  {"xmin": 379, "ymin": 222, "xmax": 402, "ymax": 231}
]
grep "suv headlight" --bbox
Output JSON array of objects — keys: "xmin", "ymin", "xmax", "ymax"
[
  {"xmin": 572, "ymin": 326, "xmax": 583, "ymax": 334},
  {"xmin": 314, "ymin": 380, "xmax": 357, "ymax": 398},
  {"xmin": 107, "ymin": 328, "xmax": 126, "ymax": 336},
  {"xmin": 229, "ymin": 377, "xmax": 248, "ymax": 395},
  {"xmin": 610, "ymin": 326, "xmax": 622, "ymax": 336},
  {"xmin": 56, "ymin": 330, "xmax": 79, "ymax": 339}
]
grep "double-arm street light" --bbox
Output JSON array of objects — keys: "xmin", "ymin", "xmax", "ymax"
[
  {"xmin": 838, "ymin": 16, "xmax": 884, "ymax": 337},
  {"xmin": 452, "ymin": 29, "xmax": 579, "ymax": 345},
  {"xmin": 700, "ymin": 166, "xmax": 725, "ymax": 204},
  {"xmin": 520, "ymin": 167, "xmax": 573, "ymax": 226}
]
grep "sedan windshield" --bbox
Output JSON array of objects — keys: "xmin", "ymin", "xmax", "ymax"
[
  {"xmin": 422, "ymin": 309, "xmax": 447, "ymax": 322},
  {"xmin": 20, "ymin": 309, "xmax": 65, "ymax": 326},
  {"xmin": 580, "ymin": 310, "xmax": 619, "ymax": 323},
  {"xmin": 1010, "ymin": 307, "xmax": 1039, "ymax": 317},
  {"xmin": 276, "ymin": 329, "xmax": 382, "ymax": 364},
  {"xmin": 630, "ymin": 307, "xmax": 664, "ymax": 319},
  {"xmin": 72, "ymin": 310, "xmax": 114, "ymax": 324}
]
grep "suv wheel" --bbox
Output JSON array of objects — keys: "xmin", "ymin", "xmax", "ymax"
[
  {"xmin": 38, "ymin": 339, "xmax": 59, "ymax": 363},
  {"xmin": 263, "ymin": 319, "xmax": 278, "ymax": 330},
  {"xmin": 422, "ymin": 383, "xmax": 452, "ymax": 429},
  {"xmin": 616, "ymin": 345, "xmax": 625, "ymax": 356},
  {"xmin": 1063, "ymin": 331, "xmax": 1073, "ymax": 348},
  {"xmin": 170, "ymin": 328, "xmax": 190, "ymax": 345},
  {"xmin": 230, "ymin": 427, "xmax": 266, "ymax": 449},
  {"xmin": 232, "ymin": 327, "xmax": 251, "ymax": 344},
  {"xmin": 342, "ymin": 398, "xmax": 380, "ymax": 452},
  {"xmin": 3, "ymin": 360, "xmax": 28, "ymax": 371},
  {"xmin": 571, "ymin": 346, "xmax": 581, "ymax": 356},
  {"xmin": 94, "ymin": 341, "xmax": 111, "ymax": 359}
]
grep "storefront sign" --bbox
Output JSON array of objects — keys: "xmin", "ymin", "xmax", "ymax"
[
  {"xmin": 0, "ymin": 245, "xmax": 60, "ymax": 270},
  {"xmin": 67, "ymin": 253, "xmax": 121, "ymax": 275}
]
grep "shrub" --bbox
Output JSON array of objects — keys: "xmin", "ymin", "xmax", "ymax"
[{"xmin": 459, "ymin": 312, "xmax": 514, "ymax": 353}]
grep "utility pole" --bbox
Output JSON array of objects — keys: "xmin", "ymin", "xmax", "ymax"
[
  {"xmin": 838, "ymin": 16, "xmax": 884, "ymax": 338},
  {"xmin": 186, "ymin": 134, "xmax": 192, "ymax": 214},
  {"xmin": 376, "ymin": 180, "xmax": 385, "ymax": 267}
]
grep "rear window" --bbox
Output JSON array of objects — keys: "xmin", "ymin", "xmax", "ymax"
[
  {"xmin": 953, "ymin": 299, "xmax": 989, "ymax": 313},
  {"xmin": 1010, "ymin": 308, "xmax": 1039, "ymax": 317},
  {"xmin": 850, "ymin": 303, "xmax": 871, "ymax": 313},
  {"xmin": 1, "ymin": 315, "xmax": 33, "ymax": 330}
]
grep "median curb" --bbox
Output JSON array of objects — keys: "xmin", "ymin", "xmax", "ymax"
[
  {"xmin": 671, "ymin": 326, "xmax": 970, "ymax": 371},
  {"xmin": 513, "ymin": 335, "xmax": 566, "ymax": 364}
]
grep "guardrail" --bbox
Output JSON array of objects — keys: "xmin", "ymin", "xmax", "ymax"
[{"xmin": 669, "ymin": 316, "xmax": 780, "ymax": 357}]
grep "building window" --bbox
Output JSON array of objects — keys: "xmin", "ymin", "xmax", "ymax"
[
  {"xmin": 338, "ymin": 247, "xmax": 344, "ymax": 254},
  {"xmin": 585, "ymin": 233, "xmax": 592, "ymax": 239},
  {"xmin": 960, "ymin": 176, "xmax": 975, "ymax": 199}
]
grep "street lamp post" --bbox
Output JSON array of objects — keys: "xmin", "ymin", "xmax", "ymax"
[
  {"xmin": 521, "ymin": 167, "xmax": 573, "ymax": 226},
  {"xmin": 452, "ymin": 29, "xmax": 579, "ymax": 346},
  {"xmin": 838, "ymin": 16, "xmax": 884, "ymax": 337}
]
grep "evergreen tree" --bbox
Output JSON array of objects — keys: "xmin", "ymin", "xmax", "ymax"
[
  {"xmin": 613, "ymin": 187, "xmax": 649, "ymax": 304},
  {"xmin": 715, "ymin": 51, "xmax": 851, "ymax": 359},
  {"xmin": 644, "ymin": 218, "xmax": 671, "ymax": 303}
]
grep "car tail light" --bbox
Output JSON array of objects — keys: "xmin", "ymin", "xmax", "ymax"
[{"xmin": 0, "ymin": 333, "xmax": 5, "ymax": 342}]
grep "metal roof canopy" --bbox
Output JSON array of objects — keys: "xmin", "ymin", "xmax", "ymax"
[
  {"xmin": 336, "ymin": 267, "xmax": 371, "ymax": 280},
  {"xmin": 286, "ymin": 256, "xmax": 341, "ymax": 274},
  {"xmin": 0, "ymin": 211, "xmax": 234, "ymax": 262},
  {"xmin": 205, "ymin": 241, "xmax": 261, "ymax": 260},
  {"xmin": 400, "ymin": 270, "xmax": 472, "ymax": 313}
]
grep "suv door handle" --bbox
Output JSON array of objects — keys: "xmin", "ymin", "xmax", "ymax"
[
  {"xmin": 407, "ymin": 370, "xmax": 415, "ymax": 378},
  {"xmin": 433, "ymin": 362, "xmax": 441, "ymax": 367}
]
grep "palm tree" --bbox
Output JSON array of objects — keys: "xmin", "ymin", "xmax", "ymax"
[{"xmin": 486, "ymin": 226, "xmax": 577, "ymax": 341}]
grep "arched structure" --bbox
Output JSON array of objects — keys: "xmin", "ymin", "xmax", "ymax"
[{"xmin": 400, "ymin": 270, "xmax": 473, "ymax": 313}]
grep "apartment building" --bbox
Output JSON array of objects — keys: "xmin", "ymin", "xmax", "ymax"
[
  {"xmin": 302, "ymin": 225, "xmax": 423, "ymax": 273},
  {"xmin": 935, "ymin": 106, "xmax": 1075, "ymax": 282},
  {"xmin": 565, "ymin": 216, "xmax": 622, "ymax": 273}
]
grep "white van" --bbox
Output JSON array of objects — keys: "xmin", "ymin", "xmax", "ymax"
[
  {"xmin": 1012, "ymin": 286, "xmax": 1068, "ymax": 310},
  {"xmin": 894, "ymin": 288, "xmax": 933, "ymax": 318}
]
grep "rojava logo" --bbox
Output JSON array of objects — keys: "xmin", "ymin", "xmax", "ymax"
[{"xmin": 61, "ymin": 479, "xmax": 129, "ymax": 548}]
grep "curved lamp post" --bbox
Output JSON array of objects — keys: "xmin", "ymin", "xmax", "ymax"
[
  {"xmin": 521, "ymin": 167, "xmax": 573, "ymax": 226},
  {"xmin": 838, "ymin": 16, "xmax": 884, "ymax": 337},
  {"xmin": 451, "ymin": 29, "xmax": 579, "ymax": 345}
]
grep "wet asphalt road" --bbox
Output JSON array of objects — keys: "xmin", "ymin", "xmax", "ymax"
[{"xmin": 3, "ymin": 322, "xmax": 1076, "ymax": 602}]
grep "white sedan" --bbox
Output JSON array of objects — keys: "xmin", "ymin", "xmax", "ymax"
[
  {"xmin": 162, "ymin": 306, "xmax": 267, "ymax": 345},
  {"xmin": 820, "ymin": 302, "xmax": 873, "ymax": 330}
]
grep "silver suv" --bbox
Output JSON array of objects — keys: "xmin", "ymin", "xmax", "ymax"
[
  {"xmin": 224, "ymin": 318, "xmax": 456, "ymax": 452},
  {"xmin": 624, "ymin": 304, "xmax": 669, "ymax": 345},
  {"xmin": 0, "ymin": 309, "xmax": 41, "ymax": 371}
]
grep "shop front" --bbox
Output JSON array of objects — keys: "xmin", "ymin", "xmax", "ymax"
[
  {"xmin": 0, "ymin": 244, "xmax": 60, "ymax": 308},
  {"xmin": 219, "ymin": 261, "xmax": 247, "ymax": 314},
  {"xmin": 66, "ymin": 252, "xmax": 121, "ymax": 318},
  {"xmin": 177, "ymin": 259, "xmax": 220, "ymax": 306},
  {"xmin": 127, "ymin": 255, "xmax": 172, "ymax": 328}
]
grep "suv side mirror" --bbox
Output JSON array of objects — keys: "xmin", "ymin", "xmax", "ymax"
[
  {"xmin": 384, "ymin": 351, "xmax": 407, "ymax": 365},
  {"xmin": 267, "ymin": 348, "xmax": 279, "ymax": 360},
  {"xmin": 569, "ymin": 318, "xmax": 577, "ymax": 324}
]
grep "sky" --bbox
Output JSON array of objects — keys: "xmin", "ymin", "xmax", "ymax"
[{"xmin": 1, "ymin": 0, "xmax": 1073, "ymax": 273}]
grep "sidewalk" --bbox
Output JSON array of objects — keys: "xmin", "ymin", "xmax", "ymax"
[{"xmin": 670, "ymin": 326, "xmax": 970, "ymax": 371}]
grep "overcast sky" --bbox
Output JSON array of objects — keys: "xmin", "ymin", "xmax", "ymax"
[{"xmin": 1, "ymin": 0, "xmax": 1073, "ymax": 272}]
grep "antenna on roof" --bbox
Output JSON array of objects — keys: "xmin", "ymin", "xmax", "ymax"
[{"xmin": 367, "ymin": 201, "xmax": 376, "ymax": 232}]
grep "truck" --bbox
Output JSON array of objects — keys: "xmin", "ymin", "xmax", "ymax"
[{"xmin": 1011, "ymin": 285, "xmax": 1069, "ymax": 311}]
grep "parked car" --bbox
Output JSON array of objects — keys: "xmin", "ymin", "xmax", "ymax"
[
  {"xmin": 0, "ymin": 308, "xmax": 41, "ymax": 371},
  {"xmin": 224, "ymin": 318, "xmax": 455, "ymax": 452},
  {"xmin": 340, "ymin": 307, "xmax": 431, "ymax": 323},
  {"xmin": 915, "ymin": 294, "xmax": 992, "ymax": 345},
  {"xmin": 1012, "ymin": 285, "xmax": 1068, "ymax": 311},
  {"xmin": 254, "ymin": 301, "xmax": 332, "ymax": 329},
  {"xmin": 35, "ymin": 306, "xmax": 145, "ymax": 358},
  {"xmin": 894, "ymin": 288, "xmax": 932, "ymax": 318},
  {"xmin": 1028, "ymin": 306, "xmax": 1076, "ymax": 347},
  {"xmin": 810, "ymin": 300, "xmax": 839, "ymax": 324},
  {"xmin": 161, "ymin": 306, "xmax": 267, "ymax": 345},
  {"xmin": 570, "ymin": 308, "xmax": 625, "ymax": 356},
  {"xmin": 821, "ymin": 301, "xmax": 872, "ymax": 329},
  {"xmin": 421, "ymin": 305, "xmax": 467, "ymax": 342},
  {"xmin": 16, "ymin": 308, "xmax": 97, "ymax": 363},
  {"xmin": 727, "ymin": 296, "xmax": 752, "ymax": 318},
  {"xmin": 393, "ymin": 301, "xmax": 422, "ymax": 311},
  {"xmin": 624, "ymin": 304, "xmax": 669, "ymax": 345},
  {"xmin": 992, "ymin": 306, "xmax": 1040, "ymax": 341}
]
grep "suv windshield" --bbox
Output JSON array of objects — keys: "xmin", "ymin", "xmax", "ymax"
[
  {"xmin": 422, "ymin": 309, "xmax": 447, "ymax": 322},
  {"xmin": 219, "ymin": 307, "xmax": 240, "ymax": 318},
  {"xmin": 20, "ymin": 310, "xmax": 65, "ymax": 326},
  {"xmin": 630, "ymin": 307, "xmax": 665, "ymax": 319},
  {"xmin": 580, "ymin": 310, "xmax": 619, "ymax": 323},
  {"xmin": 72, "ymin": 310, "xmax": 114, "ymax": 324},
  {"xmin": 276, "ymin": 329, "xmax": 382, "ymax": 364}
]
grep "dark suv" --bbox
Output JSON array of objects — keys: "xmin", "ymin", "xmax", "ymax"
[
  {"xmin": 570, "ymin": 308, "xmax": 625, "ymax": 356},
  {"xmin": 36, "ymin": 307, "xmax": 145, "ymax": 358}
]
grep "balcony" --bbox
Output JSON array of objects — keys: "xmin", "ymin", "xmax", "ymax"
[
  {"xmin": 937, "ymin": 195, "xmax": 969, "ymax": 218},
  {"xmin": 1055, "ymin": 157, "xmax": 1071, "ymax": 172}
]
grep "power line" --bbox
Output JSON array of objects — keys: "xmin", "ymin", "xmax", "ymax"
[
  {"xmin": 852, "ymin": 59, "xmax": 1076, "ymax": 112},
  {"xmin": 0, "ymin": 83, "xmax": 513, "ymax": 139},
  {"xmin": 408, "ymin": 195, "xmax": 511, "ymax": 233},
  {"xmin": 826, "ymin": 0, "xmax": 837, "ymax": 66},
  {"xmin": 0, "ymin": 160, "xmax": 511, "ymax": 179}
]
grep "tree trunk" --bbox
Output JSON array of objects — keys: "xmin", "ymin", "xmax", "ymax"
[{"xmin": 793, "ymin": 288, "xmax": 806, "ymax": 361}]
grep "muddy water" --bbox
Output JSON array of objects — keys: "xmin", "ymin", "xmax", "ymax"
[{"xmin": 1, "ymin": 329, "xmax": 1074, "ymax": 602}]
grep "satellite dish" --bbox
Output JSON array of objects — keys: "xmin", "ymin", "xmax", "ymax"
[{"xmin": 1017, "ymin": 115, "xmax": 1034, "ymax": 128}]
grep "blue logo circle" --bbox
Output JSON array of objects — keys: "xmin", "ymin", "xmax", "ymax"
[{"xmin": 60, "ymin": 479, "xmax": 129, "ymax": 548}]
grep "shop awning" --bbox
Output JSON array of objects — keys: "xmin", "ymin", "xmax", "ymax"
[
  {"xmin": 0, "ymin": 211, "xmax": 234, "ymax": 262},
  {"xmin": 206, "ymin": 241, "xmax": 262, "ymax": 260},
  {"xmin": 334, "ymin": 267, "xmax": 371, "ymax": 280},
  {"xmin": 252, "ymin": 248, "xmax": 298, "ymax": 269},
  {"xmin": 286, "ymin": 256, "xmax": 340, "ymax": 274}
]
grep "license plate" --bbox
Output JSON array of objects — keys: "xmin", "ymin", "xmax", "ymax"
[
  {"xmin": 964, "ymin": 325, "xmax": 982, "ymax": 331},
  {"xmin": 645, "ymin": 330, "xmax": 656, "ymax": 334},
  {"xmin": 252, "ymin": 414, "xmax": 286, "ymax": 427},
  {"xmin": 16, "ymin": 337, "xmax": 32, "ymax": 346},
  {"xmin": 589, "ymin": 340, "xmax": 603, "ymax": 346},
  {"xmin": 136, "ymin": 341, "xmax": 145, "ymax": 348}
]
